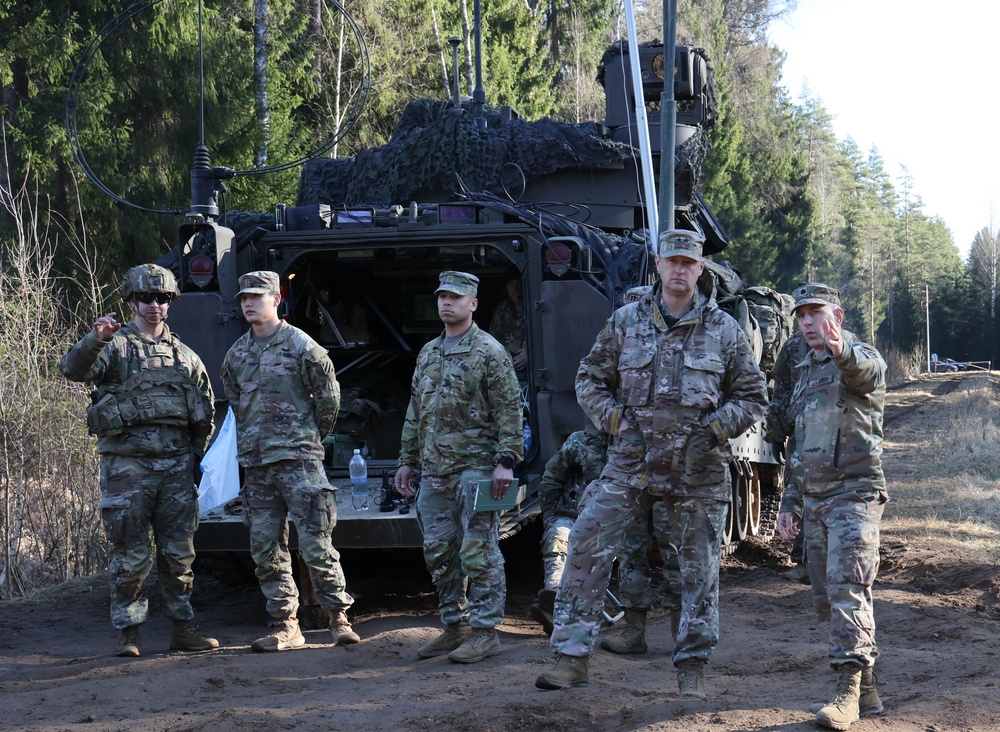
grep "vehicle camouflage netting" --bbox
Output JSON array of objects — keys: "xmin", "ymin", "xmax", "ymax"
[{"xmin": 214, "ymin": 41, "xmax": 719, "ymax": 308}]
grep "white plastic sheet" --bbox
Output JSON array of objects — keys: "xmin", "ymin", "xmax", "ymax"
[{"xmin": 198, "ymin": 407, "xmax": 240, "ymax": 512}]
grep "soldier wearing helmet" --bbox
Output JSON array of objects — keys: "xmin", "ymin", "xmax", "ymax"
[{"xmin": 59, "ymin": 263, "xmax": 217, "ymax": 658}]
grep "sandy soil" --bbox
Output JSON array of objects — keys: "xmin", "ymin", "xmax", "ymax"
[{"xmin": 2, "ymin": 375, "xmax": 999, "ymax": 732}]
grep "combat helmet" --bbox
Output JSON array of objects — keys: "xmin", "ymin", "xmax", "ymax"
[{"xmin": 122, "ymin": 264, "xmax": 180, "ymax": 302}]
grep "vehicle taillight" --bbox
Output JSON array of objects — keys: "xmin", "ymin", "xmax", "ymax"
[
  {"xmin": 545, "ymin": 243, "xmax": 572, "ymax": 277},
  {"xmin": 188, "ymin": 255, "xmax": 214, "ymax": 288},
  {"xmin": 279, "ymin": 278, "xmax": 292, "ymax": 321}
]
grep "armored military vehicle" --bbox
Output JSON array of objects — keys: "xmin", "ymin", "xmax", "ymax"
[{"xmin": 162, "ymin": 41, "xmax": 782, "ymax": 564}]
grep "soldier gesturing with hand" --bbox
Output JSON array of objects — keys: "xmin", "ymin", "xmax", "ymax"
[
  {"xmin": 778, "ymin": 284, "xmax": 888, "ymax": 730},
  {"xmin": 92, "ymin": 313, "xmax": 122, "ymax": 341},
  {"xmin": 60, "ymin": 264, "xmax": 217, "ymax": 658}
]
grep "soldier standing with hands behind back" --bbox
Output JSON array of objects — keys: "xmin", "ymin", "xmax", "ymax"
[
  {"xmin": 395, "ymin": 271, "xmax": 523, "ymax": 664},
  {"xmin": 60, "ymin": 264, "xmax": 218, "ymax": 657},
  {"xmin": 778, "ymin": 284, "xmax": 887, "ymax": 731},
  {"xmin": 222, "ymin": 271, "xmax": 359, "ymax": 652}
]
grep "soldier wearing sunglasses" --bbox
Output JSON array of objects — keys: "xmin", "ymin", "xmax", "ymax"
[{"xmin": 60, "ymin": 263, "xmax": 218, "ymax": 658}]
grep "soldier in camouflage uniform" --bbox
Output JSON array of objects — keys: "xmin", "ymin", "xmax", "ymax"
[
  {"xmin": 536, "ymin": 230, "xmax": 767, "ymax": 696},
  {"xmin": 778, "ymin": 283, "xmax": 887, "ymax": 731},
  {"xmin": 598, "ymin": 286, "xmax": 682, "ymax": 656},
  {"xmin": 221, "ymin": 271, "xmax": 358, "ymax": 652},
  {"xmin": 60, "ymin": 264, "xmax": 218, "ymax": 657},
  {"xmin": 768, "ymin": 326, "xmax": 856, "ymax": 584},
  {"xmin": 394, "ymin": 271, "xmax": 523, "ymax": 664},
  {"xmin": 530, "ymin": 422, "xmax": 609, "ymax": 634},
  {"xmin": 488, "ymin": 267, "xmax": 527, "ymax": 376}
]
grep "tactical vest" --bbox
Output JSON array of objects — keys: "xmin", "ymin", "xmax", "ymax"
[{"xmin": 86, "ymin": 330, "xmax": 208, "ymax": 438}]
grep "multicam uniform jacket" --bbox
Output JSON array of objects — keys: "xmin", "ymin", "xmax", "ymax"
[
  {"xmin": 59, "ymin": 325, "xmax": 214, "ymax": 458},
  {"xmin": 538, "ymin": 429, "xmax": 608, "ymax": 525},
  {"xmin": 780, "ymin": 339, "xmax": 887, "ymax": 514},
  {"xmin": 766, "ymin": 328, "xmax": 857, "ymax": 443},
  {"xmin": 576, "ymin": 282, "xmax": 767, "ymax": 500},
  {"xmin": 221, "ymin": 321, "xmax": 340, "ymax": 467},
  {"xmin": 398, "ymin": 322, "xmax": 523, "ymax": 477},
  {"xmin": 489, "ymin": 299, "xmax": 525, "ymax": 355}
]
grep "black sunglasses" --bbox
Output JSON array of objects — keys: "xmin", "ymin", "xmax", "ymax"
[{"xmin": 136, "ymin": 293, "xmax": 172, "ymax": 305}]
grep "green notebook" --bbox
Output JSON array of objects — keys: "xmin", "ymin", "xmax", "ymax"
[{"xmin": 473, "ymin": 478, "xmax": 522, "ymax": 512}]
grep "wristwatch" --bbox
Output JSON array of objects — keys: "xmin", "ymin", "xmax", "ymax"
[{"xmin": 497, "ymin": 454, "xmax": 516, "ymax": 470}]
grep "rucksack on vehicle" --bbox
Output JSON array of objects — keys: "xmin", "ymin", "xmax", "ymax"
[
  {"xmin": 717, "ymin": 293, "xmax": 763, "ymax": 367},
  {"xmin": 741, "ymin": 286, "xmax": 794, "ymax": 378}
]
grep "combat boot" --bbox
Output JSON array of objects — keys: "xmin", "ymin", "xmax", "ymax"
[
  {"xmin": 416, "ymin": 621, "xmax": 470, "ymax": 658},
  {"xmin": 529, "ymin": 588, "xmax": 556, "ymax": 636},
  {"xmin": 815, "ymin": 664, "xmax": 862, "ymax": 730},
  {"xmin": 170, "ymin": 621, "xmax": 219, "ymax": 652},
  {"xmin": 669, "ymin": 609, "xmax": 681, "ymax": 643},
  {"xmin": 598, "ymin": 608, "xmax": 647, "ymax": 654},
  {"xmin": 447, "ymin": 627, "xmax": 502, "ymax": 663},
  {"xmin": 330, "ymin": 609, "xmax": 360, "ymax": 646},
  {"xmin": 810, "ymin": 665, "xmax": 883, "ymax": 717},
  {"xmin": 781, "ymin": 564, "xmax": 811, "ymax": 584},
  {"xmin": 859, "ymin": 666, "xmax": 884, "ymax": 717},
  {"xmin": 676, "ymin": 658, "xmax": 707, "ymax": 699},
  {"xmin": 251, "ymin": 617, "xmax": 305, "ymax": 652},
  {"xmin": 115, "ymin": 625, "xmax": 142, "ymax": 657},
  {"xmin": 535, "ymin": 653, "xmax": 589, "ymax": 690}
]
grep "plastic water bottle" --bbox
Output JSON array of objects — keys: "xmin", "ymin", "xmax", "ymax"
[{"xmin": 349, "ymin": 449, "xmax": 369, "ymax": 510}]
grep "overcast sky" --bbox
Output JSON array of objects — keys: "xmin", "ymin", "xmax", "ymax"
[{"xmin": 768, "ymin": 0, "xmax": 998, "ymax": 259}]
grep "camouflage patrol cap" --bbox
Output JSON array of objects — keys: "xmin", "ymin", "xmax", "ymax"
[
  {"xmin": 235, "ymin": 271, "xmax": 280, "ymax": 300},
  {"xmin": 122, "ymin": 263, "xmax": 180, "ymax": 301},
  {"xmin": 792, "ymin": 283, "xmax": 841, "ymax": 312},
  {"xmin": 657, "ymin": 229, "xmax": 705, "ymax": 261},
  {"xmin": 434, "ymin": 270, "xmax": 479, "ymax": 296}
]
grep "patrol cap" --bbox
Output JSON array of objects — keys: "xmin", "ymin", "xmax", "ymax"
[
  {"xmin": 792, "ymin": 283, "xmax": 841, "ymax": 312},
  {"xmin": 657, "ymin": 228, "xmax": 705, "ymax": 261},
  {"xmin": 434, "ymin": 270, "xmax": 479, "ymax": 296},
  {"xmin": 235, "ymin": 271, "xmax": 280, "ymax": 300}
]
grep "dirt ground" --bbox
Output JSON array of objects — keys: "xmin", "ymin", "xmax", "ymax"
[{"xmin": 2, "ymin": 375, "xmax": 999, "ymax": 732}]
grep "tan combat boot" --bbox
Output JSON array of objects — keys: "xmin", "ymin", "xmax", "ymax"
[
  {"xmin": 535, "ymin": 653, "xmax": 590, "ymax": 690},
  {"xmin": 815, "ymin": 664, "xmax": 862, "ymax": 730},
  {"xmin": 447, "ymin": 627, "xmax": 502, "ymax": 663},
  {"xmin": 598, "ymin": 608, "xmax": 648, "ymax": 654},
  {"xmin": 859, "ymin": 665, "xmax": 884, "ymax": 717},
  {"xmin": 809, "ymin": 666, "xmax": 882, "ymax": 717},
  {"xmin": 330, "ymin": 609, "xmax": 360, "ymax": 646},
  {"xmin": 676, "ymin": 658, "xmax": 707, "ymax": 699},
  {"xmin": 115, "ymin": 625, "xmax": 142, "ymax": 657},
  {"xmin": 416, "ymin": 621, "xmax": 470, "ymax": 658},
  {"xmin": 170, "ymin": 621, "xmax": 220, "ymax": 651},
  {"xmin": 251, "ymin": 617, "xmax": 305, "ymax": 652}
]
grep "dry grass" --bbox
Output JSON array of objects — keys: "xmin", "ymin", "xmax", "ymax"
[{"xmin": 882, "ymin": 374, "xmax": 1000, "ymax": 560}]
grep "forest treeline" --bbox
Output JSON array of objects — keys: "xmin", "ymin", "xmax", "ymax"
[{"xmin": 2, "ymin": 0, "xmax": 998, "ymax": 363}]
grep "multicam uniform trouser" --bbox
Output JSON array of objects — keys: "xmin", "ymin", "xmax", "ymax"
[
  {"xmin": 541, "ymin": 517, "xmax": 574, "ymax": 591},
  {"xmin": 803, "ymin": 490, "xmax": 885, "ymax": 668},
  {"xmin": 99, "ymin": 453, "xmax": 199, "ymax": 629},
  {"xmin": 616, "ymin": 499, "xmax": 681, "ymax": 613},
  {"xmin": 416, "ymin": 468, "xmax": 506, "ymax": 629},
  {"xmin": 550, "ymin": 478, "xmax": 727, "ymax": 664},
  {"xmin": 243, "ymin": 459, "xmax": 353, "ymax": 620}
]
